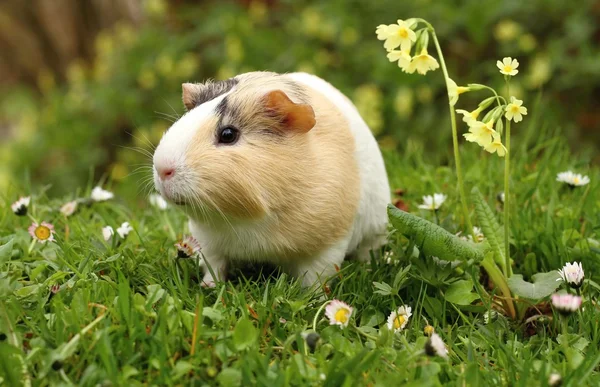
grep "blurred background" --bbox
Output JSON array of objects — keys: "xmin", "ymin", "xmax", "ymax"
[{"xmin": 1, "ymin": 0, "xmax": 599, "ymax": 199}]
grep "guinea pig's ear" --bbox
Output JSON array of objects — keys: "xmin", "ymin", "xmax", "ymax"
[
  {"xmin": 182, "ymin": 83, "xmax": 201, "ymax": 111},
  {"xmin": 264, "ymin": 90, "xmax": 316, "ymax": 133}
]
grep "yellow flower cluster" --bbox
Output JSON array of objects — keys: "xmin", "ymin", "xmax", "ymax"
[
  {"xmin": 376, "ymin": 20, "xmax": 439, "ymax": 75},
  {"xmin": 456, "ymin": 57, "xmax": 528, "ymax": 157}
]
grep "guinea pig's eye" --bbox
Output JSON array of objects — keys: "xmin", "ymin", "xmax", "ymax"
[{"xmin": 218, "ymin": 126, "xmax": 240, "ymax": 145}]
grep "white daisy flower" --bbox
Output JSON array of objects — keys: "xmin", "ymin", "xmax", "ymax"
[
  {"xmin": 28, "ymin": 221, "xmax": 56, "ymax": 243},
  {"xmin": 425, "ymin": 333, "xmax": 448, "ymax": 359},
  {"xmin": 551, "ymin": 293, "xmax": 582, "ymax": 315},
  {"xmin": 387, "ymin": 305, "xmax": 412, "ymax": 332},
  {"xmin": 175, "ymin": 235, "xmax": 201, "ymax": 258},
  {"xmin": 60, "ymin": 200, "xmax": 78, "ymax": 217},
  {"xmin": 468, "ymin": 227, "xmax": 485, "ymax": 243},
  {"xmin": 116, "ymin": 222, "xmax": 133, "ymax": 238},
  {"xmin": 102, "ymin": 226, "xmax": 114, "ymax": 241},
  {"xmin": 557, "ymin": 261, "xmax": 584, "ymax": 289},
  {"xmin": 497, "ymin": 192, "xmax": 505, "ymax": 203},
  {"xmin": 556, "ymin": 171, "xmax": 590, "ymax": 187},
  {"xmin": 325, "ymin": 300, "xmax": 353, "ymax": 329},
  {"xmin": 483, "ymin": 310, "xmax": 498, "ymax": 324},
  {"xmin": 418, "ymin": 193, "xmax": 447, "ymax": 210},
  {"xmin": 11, "ymin": 196, "xmax": 31, "ymax": 216},
  {"xmin": 91, "ymin": 186, "xmax": 114, "ymax": 201},
  {"xmin": 548, "ymin": 373, "xmax": 562, "ymax": 387},
  {"xmin": 149, "ymin": 193, "xmax": 168, "ymax": 210}
]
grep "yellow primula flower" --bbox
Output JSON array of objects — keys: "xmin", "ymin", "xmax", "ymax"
[
  {"xmin": 505, "ymin": 97, "xmax": 528, "ymax": 123},
  {"xmin": 446, "ymin": 78, "xmax": 470, "ymax": 106},
  {"xmin": 456, "ymin": 108, "xmax": 482, "ymax": 125},
  {"xmin": 387, "ymin": 50, "xmax": 412, "ymax": 71},
  {"xmin": 407, "ymin": 48, "xmax": 439, "ymax": 75},
  {"xmin": 497, "ymin": 57, "xmax": 519, "ymax": 76},
  {"xmin": 485, "ymin": 133, "xmax": 507, "ymax": 157},
  {"xmin": 464, "ymin": 120, "xmax": 496, "ymax": 147},
  {"xmin": 376, "ymin": 20, "xmax": 417, "ymax": 52}
]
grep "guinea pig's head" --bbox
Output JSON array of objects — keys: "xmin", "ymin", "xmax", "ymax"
[{"xmin": 152, "ymin": 72, "xmax": 316, "ymax": 221}]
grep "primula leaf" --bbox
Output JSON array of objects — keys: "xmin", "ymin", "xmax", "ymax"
[
  {"xmin": 507, "ymin": 271, "xmax": 561, "ymax": 300},
  {"xmin": 387, "ymin": 205, "xmax": 484, "ymax": 263},
  {"xmin": 0, "ymin": 239, "xmax": 14, "ymax": 264},
  {"xmin": 444, "ymin": 279, "xmax": 480, "ymax": 305},
  {"xmin": 471, "ymin": 187, "xmax": 505, "ymax": 271}
]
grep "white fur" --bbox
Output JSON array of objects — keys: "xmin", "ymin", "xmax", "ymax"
[
  {"xmin": 153, "ymin": 91, "xmax": 232, "ymax": 199},
  {"xmin": 287, "ymin": 73, "xmax": 391, "ymax": 259}
]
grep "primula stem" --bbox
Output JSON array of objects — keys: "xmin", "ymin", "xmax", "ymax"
[
  {"xmin": 427, "ymin": 26, "xmax": 474, "ymax": 237},
  {"xmin": 503, "ymin": 81, "xmax": 512, "ymax": 277},
  {"xmin": 481, "ymin": 255, "xmax": 516, "ymax": 318}
]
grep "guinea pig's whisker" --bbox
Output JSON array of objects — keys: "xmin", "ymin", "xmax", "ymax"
[{"xmin": 126, "ymin": 130, "xmax": 157, "ymax": 151}]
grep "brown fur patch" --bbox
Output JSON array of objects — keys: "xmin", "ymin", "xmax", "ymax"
[{"xmin": 184, "ymin": 72, "xmax": 360, "ymax": 259}]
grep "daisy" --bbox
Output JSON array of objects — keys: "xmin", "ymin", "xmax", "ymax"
[
  {"xmin": 424, "ymin": 325, "xmax": 435, "ymax": 336},
  {"xmin": 386, "ymin": 305, "xmax": 412, "ymax": 332},
  {"xmin": 149, "ymin": 193, "xmax": 168, "ymax": 210},
  {"xmin": 102, "ymin": 226, "xmax": 114, "ymax": 241},
  {"xmin": 376, "ymin": 20, "xmax": 417, "ymax": 52},
  {"xmin": 407, "ymin": 48, "xmax": 440, "ymax": 75},
  {"xmin": 548, "ymin": 373, "xmax": 562, "ymax": 387},
  {"xmin": 116, "ymin": 222, "xmax": 133, "ymax": 238},
  {"xmin": 60, "ymin": 200, "xmax": 78, "ymax": 217},
  {"xmin": 551, "ymin": 293, "xmax": 582, "ymax": 315},
  {"xmin": 418, "ymin": 194, "xmax": 447, "ymax": 211},
  {"xmin": 556, "ymin": 171, "xmax": 590, "ymax": 187},
  {"xmin": 505, "ymin": 97, "xmax": 528, "ymax": 123},
  {"xmin": 425, "ymin": 333, "xmax": 448, "ymax": 359},
  {"xmin": 464, "ymin": 120, "xmax": 496, "ymax": 147},
  {"xmin": 557, "ymin": 261, "xmax": 584, "ymax": 289},
  {"xmin": 175, "ymin": 235, "xmax": 202, "ymax": 258},
  {"xmin": 325, "ymin": 300, "xmax": 353, "ymax": 329},
  {"xmin": 484, "ymin": 133, "xmax": 508, "ymax": 157},
  {"xmin": 467, "ymin": 227, "xmax": 485, "ymax": 243},
  {"xmin": 497, "ymin": 57, "xmax": 519, "ymax": 76},
  {"xmin": 456, "ymin": 108, "xmax": 482, "ymax": 125},
  {"xmin": 28, "ymin": 222, "xmax": 56, "ymax": 243},
  {"xmin": 91, "ymin": 186, "xmax": 114, "ymax": 202},
  {"xmin": 497, "ymin": 192, "xmax": 505, "ymax": 203},
  {"xmin": 11, "ymin": 196, "xmax": 30, "ymax": 216},
  {"xmin": 446, "ymin": 78, "xmax": 469, "ymax": 106},
  {"xmin": 483, "ymin": 310, "xmax": 498, "ymax": 324},
  {"xmin": 386, "ymin": 50, "xmax": 412, "ymax": 72}
]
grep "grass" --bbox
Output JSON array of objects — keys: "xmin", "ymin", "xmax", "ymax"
[{"xmin": 1, "ymin": 119, "xmax": 599, "ymax": 386}]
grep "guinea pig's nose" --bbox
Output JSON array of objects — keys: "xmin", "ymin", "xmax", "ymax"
[{"xmin": 157, "ymin": 166, "xmax": 175, "ymax": 181}]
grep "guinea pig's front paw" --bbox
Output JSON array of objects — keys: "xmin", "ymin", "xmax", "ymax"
[{"xmin": 201, "ymin": 279, "xmax": 217, "ymax": 288}]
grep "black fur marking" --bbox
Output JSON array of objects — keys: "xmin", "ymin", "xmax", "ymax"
[{"xmin": 188, "ymin": 78, "xmax": 238, "ymax": 109}]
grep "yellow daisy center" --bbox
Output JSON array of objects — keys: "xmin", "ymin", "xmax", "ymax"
[
  {"xmin": 574, "ymin": 177, "xmax": 580, "ymax": 184},
  {"xmin": 503, "ymin": 65, "xmax": 513, "ymax": 73},
  {"xmin": 398, "ymin": 28, "xmax": 409, "ymax": 39},
  {"xmin": 334, "ymin": 308, "xmax": 350, "ymax": 323},
  {"xmin": 35, "ymin": 225, "xmax": 51, "ymax": 240},
  {"xmin": 393, "ymin": 315, "xmax": 406, "ymax": 329}
]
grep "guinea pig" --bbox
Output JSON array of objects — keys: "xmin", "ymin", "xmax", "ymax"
[{"xmin": 153, "ymin": 71, "xmax": 390, "ymax": 287}]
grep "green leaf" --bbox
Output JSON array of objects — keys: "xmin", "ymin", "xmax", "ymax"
[
  {"xmin": 373, "ymin": 281, "xmax": 392, "ymax": 296},
  {"xmin": 233, "ymin": 318, "xmax": 257, "ymax": 351},
  {"xmin": 471, "ymin": 187, "xmax": 505, "ymax": 270},
  {"xmin": 217, "ymin": 368, "xmax": 242, "ymax": 387},
  {"xmin": 0, "ymin": 239, "xmax": 14, "ymax": 264},
  {"xmin": 444, "ymin": 280, "xmax": 480, "ymax": 305},
  {"xmin": 387, "ymin": 205, "xmax": 484, "ymax": 263},
  {"xmin": 359, "ymin": 306, "xmax": 385, "ymax": 327},
  {"xmin": 507, "ymin": 271, "xmax": 561, "ymax": 300}
]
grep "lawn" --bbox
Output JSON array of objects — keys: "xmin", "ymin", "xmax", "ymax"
[{"xmin": 1, "ymin": 111, "xmax": 599, "ymax": 385}]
